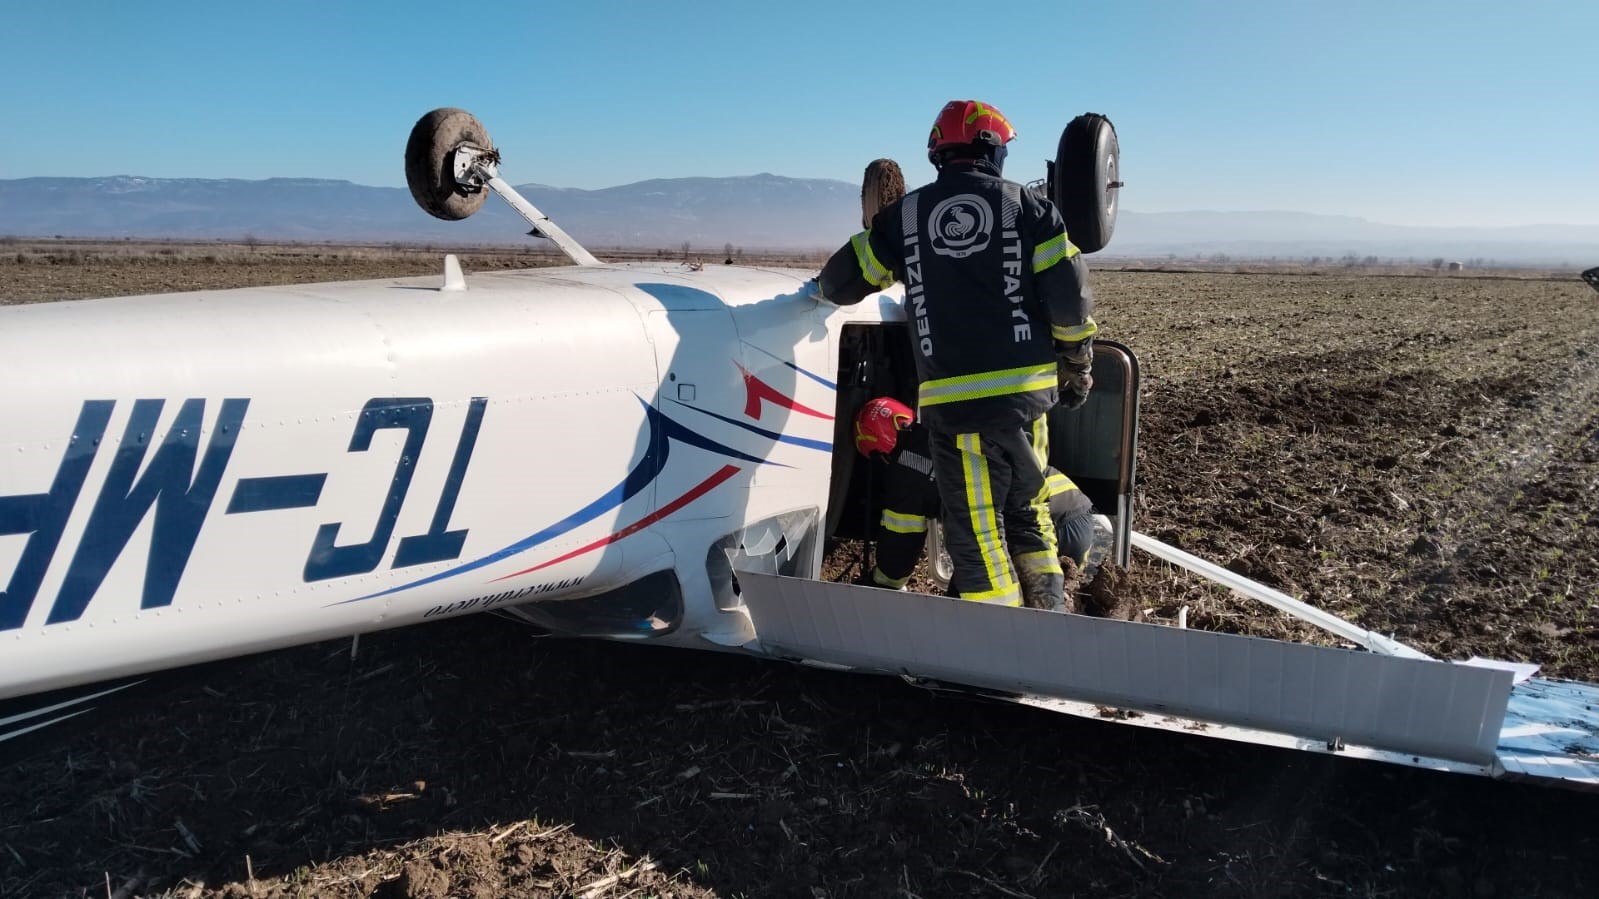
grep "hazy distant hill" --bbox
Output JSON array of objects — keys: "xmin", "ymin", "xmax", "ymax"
[
  {"xmin": 0, "ymin": 175, "xmax": 858, "ymax": 252},
  {"xmin": 2, "ymin": 176, "xmax": 1596, "ymax": 264}
]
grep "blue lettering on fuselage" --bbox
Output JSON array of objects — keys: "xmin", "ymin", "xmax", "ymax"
[
  {"xmin": 393, "ymin": 396, "xmax": 487, "ymax": 567},
  {"xmin": 0, "ymin": 401, "xmax": 114, "ymax": 631},
  {"xmin": 48, "ymin": 398, "xmax": 249, "ymax": 624},
  {"xmin": 0, "ymin": 395, "xmax": 488, "ymax": 632},
  {"xmin": 303, "ymin": 398, "xmax": 433, "ymax": 582}
]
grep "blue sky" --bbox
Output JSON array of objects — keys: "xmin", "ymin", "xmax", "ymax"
[{"xmin": 1, "ymin": 0, "xmax": 1595, "ymax": 226}]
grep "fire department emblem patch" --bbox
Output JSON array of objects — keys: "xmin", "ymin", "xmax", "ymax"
[{"xmin": 927, "ymin": 194, "xmax": 993, "ymax": 259}]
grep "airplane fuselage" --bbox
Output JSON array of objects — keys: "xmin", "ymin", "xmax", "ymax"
[{"xmin": 0, "ymin": 262, "xmax": 902, "ymax": 699}]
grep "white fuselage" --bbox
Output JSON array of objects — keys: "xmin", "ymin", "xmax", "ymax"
[{"xmin": 0, "ymin": 262, "xmax": 904, "ymax": 699}]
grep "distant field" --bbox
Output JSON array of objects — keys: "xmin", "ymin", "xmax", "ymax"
[
  {"xmin": 2, "ymin": 249, "xmax": 1597, "ymax": 899},
  {"xmin": 2, "ymin": 237, "xmax": 1578, "ymax": 305},
  {"xmin": 0, "ymin": 239, "xmax": 832, "ymax": 304}
]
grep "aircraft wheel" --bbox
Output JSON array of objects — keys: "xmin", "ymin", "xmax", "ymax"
[
  {"xmin": 861, "ymin": 158, "xmax": 905, "ymax": 230},
  {"xmin": 405, "ymin": 107, "xmax": 494, "ymax": 221},
  {"xmin": 1053, "ymin": 113, "xmax": 1120, "ymax": 253}
]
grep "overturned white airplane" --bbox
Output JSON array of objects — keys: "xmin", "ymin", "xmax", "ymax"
[{"xmin": 2, "ymin": 109, "xmax": 1595, "ymax": 792}]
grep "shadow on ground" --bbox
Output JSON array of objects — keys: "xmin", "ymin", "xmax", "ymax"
[{"xmin": 4, "ymin": 615, "xmax": 1595, "ymax": 898}]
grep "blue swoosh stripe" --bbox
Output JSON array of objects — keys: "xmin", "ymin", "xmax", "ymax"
[
  {"xmin": 744, "ymin": 343, "xmax": 838, "ymax": 390},
  {"xmin": 669, "ymin": 401, "xmax": 831, "ymax": 452},
  {"xmin": 335, "ymin": 398, "xmax": 768, "ymax": 604}
]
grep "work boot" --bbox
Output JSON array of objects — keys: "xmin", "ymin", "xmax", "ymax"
[
  {"xmin": 854, "ymin": 567, "xmax": 907, "ymax": 591},
  {"xmin": 1018, "ymin": 569, "xmax": 1067, "ymax": 613}
]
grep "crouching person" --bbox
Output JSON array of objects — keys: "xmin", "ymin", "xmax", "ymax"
[{"xmin": 852, "ymin": 397, "xmax": 1095, "ymax": 611}]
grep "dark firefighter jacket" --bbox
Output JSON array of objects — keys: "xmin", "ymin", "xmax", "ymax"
[
  {"xmin": 817, "ymin": 160, "xmax": 1097, "ymax": 432},
  {"xmin": 869, "ymin": 424, "xmax": 1094, "ymax": 587}
]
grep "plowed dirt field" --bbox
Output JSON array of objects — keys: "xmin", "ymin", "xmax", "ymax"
[{"xmin": 3, "ymin": 249, "xmax": 1597, "ymax": 898}]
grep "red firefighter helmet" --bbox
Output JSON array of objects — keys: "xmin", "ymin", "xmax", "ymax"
[
  {"xmin": 927, "ymin": 100, "xmax": 1017, "ymax": 165},
  {"xmin": 854, "ymin": 397, "xmax": 914, "ymax": 457}
]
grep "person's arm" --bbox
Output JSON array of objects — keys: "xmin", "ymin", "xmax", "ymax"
[
  {"xmin": 1031, "ymin": 201, "xmax": 1097, "ymax": 408},
  {"xmin": 814, "ymin": 208, "xmax": 902, "ymax": 306}
]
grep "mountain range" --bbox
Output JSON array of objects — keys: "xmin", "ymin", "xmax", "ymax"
[{"xmin": 2, "ymin": 175, "xmax": 1596, "ymax": 265}]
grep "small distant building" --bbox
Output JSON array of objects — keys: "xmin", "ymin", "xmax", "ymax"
[{"xmin": 1446, "ymin": 261, "xmax": 1464, "ymax": 272}]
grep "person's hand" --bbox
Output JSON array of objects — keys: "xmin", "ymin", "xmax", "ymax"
[{"xmin": 1060, "ymin": 370, "xmax": 1092, "ymax": 410}]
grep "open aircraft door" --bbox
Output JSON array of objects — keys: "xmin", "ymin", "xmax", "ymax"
[
  {"xmin": 914, "ymin": 337, "xmax": 1138, "ymax": 588},
  {"xmin": 1049, "ymin": 339, "xmax": 1139, "ymax": 566},
  {"xmin": 920, "ymin": 340, "xmax": 1138, "ymax": 587}
]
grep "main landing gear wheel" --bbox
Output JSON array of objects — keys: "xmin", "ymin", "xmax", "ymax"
[
  {"xmin": 861, "ymin": 158, "xmax": 906, "ymax": 230},
  {"xmin": 405, "ymin": 107, "xmax": 495, "ymax": 221},
  {"xmin": 1052, "ymin": 113, "xmax": 1121, "ymax": 253}
]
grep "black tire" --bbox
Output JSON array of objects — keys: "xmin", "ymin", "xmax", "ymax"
[
  {"xmin": 861, "ymin": 158, "xmax": 905, "ymax": 230},
  {"xmin": 404, "ymin": 108, "xmax": 493, "ymax": 221},
  {"xmin": 1052, "ymin": 113, "xmax": 1120, "ymax": 253},
  {"xmin": 1583, "ymin": 266, "xmax": 1599, "ymax": 294}
]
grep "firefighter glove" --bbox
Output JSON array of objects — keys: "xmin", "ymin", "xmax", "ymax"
[{"xmin": 1060, "ymin": 370, "xmax": 1092, "ymax": 410}]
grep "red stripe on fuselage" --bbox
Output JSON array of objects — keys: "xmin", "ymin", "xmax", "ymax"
[
  {"xmin": 492, "ymin": 464, "xmax": 742, "ymax": 581},
  {"xmin": 738, "ymin": 363, "xmax": 833, "ymax": 421}
]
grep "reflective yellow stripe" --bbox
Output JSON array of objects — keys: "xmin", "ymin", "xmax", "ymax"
[
  {"xmin": 955, "ymin": 584, "xmax": 1022, "ymax": 606},
  {"xmin": 1051, "ymin": 317, "xmax": 1098, "ymax": 343},
  {"xmin": 871, "ymin": 567, "xmax": 911, "ymax": 589},
  {"xmin": 1024, "ymin": 419, "xmax": 1058, "ymax": 558},
  {"xmin": 1046, "ymin": 472, "xmax": 1077, "ymax": 496},
  {"xmin": 1033, "ymin": 233, "xmax": 1066, "ymax": 270},
  {"xmin": 1033, "ymin": 477, "xmax": 1058, "ymax": 556},
  {"xmin": 958, "ymin": 433, "xmax": 1015, "ymax": 595},
  {"xmin": 852, "ymin": 231, "xmax": 894, "ymax": 288},
  {"xmin": 1032, "ymin": 232, "xmax": 1078, "ymax": 273},
  {"xmin": 1017, "ymin": 549, "xmax": 1063, "ymax": 576},
  {"xmin": 920, "ymin": 363, "xmax": 1058, "ymax": 407},
  {"xmin": 880, "ymin": 509, "xmax": 928, "ymax": 534}
]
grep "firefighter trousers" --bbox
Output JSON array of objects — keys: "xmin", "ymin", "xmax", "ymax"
[{"xmin": 927, "ymin": 417, "xmax": 1062, "ymax": 606}]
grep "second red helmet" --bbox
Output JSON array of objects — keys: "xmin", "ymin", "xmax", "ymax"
[
  {"xmin": 854, "ymin": 397, "xmax": 914, "ymax": 457},
  {"xmin": 927, "ymin": 100, "xmax": 1017, "ymax": 165}
]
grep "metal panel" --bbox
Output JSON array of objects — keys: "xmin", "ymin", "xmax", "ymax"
[
  {"xmin": 738, "ymin": 572, "xmax": 1514, "ymax": 764},
  {"xmin": 1495, "ymin": 678, "xmax": 1599, "ymax": 789}
]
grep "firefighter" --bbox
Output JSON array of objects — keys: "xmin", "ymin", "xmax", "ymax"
[
  {"xmin": 852, "ymin": 397, "xmax": 1095, "ymax": 609},
  {"xmin": 813, "ymin": 100, "xmax": 1097, "ymax": 610}
]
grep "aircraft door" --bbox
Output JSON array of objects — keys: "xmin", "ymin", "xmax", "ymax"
[
  {"xmin": 645, "ymin": 309, "xmax": 748, "ymax": 521},
  {"xmin": 1048, "ymin": 340, "xmax": 1140, "ymax": 566}
]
